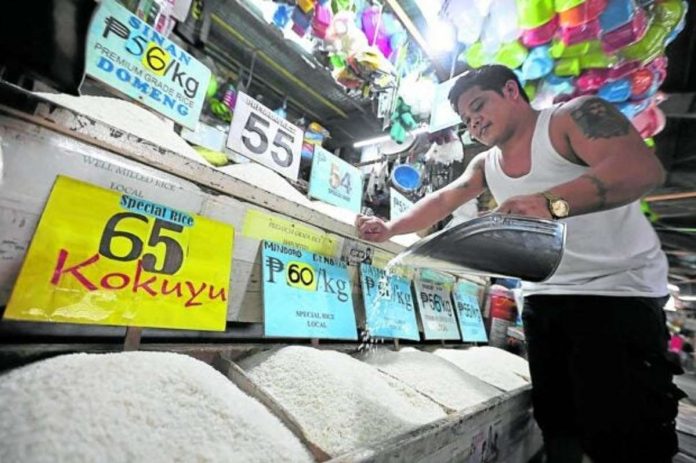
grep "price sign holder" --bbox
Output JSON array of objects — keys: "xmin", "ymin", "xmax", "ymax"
[
  {"xmin": 261, "ymin": 241, "xmax": 358, "ymax": 340},
  {"xmin": 309, "ymin": 147, "xmax": 363, "ymax": 213},
  {"xmin": 226, "ymin": 92, "xmax": 303, "ymax": 180},
  {"xmin": 359, "ymin": 263, "xmax": 420, "ymax": 341},
  {"xmin": 414, "ymin": 278, "xmax": 461, "ymax": 341},
  {"xmin": 5, "ymin": 176, "xmax": 234, "ymax": 332},
  {"xmin": 452, "ymin": 280, "xmax": 488, "ymax": 343}
]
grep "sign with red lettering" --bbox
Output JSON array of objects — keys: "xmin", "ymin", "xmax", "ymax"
[{"xmin": 5, "ymin": 176, "xmax": 233, "ymax": 331}]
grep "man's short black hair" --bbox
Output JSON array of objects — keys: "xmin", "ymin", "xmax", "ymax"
[{"xmin": 448, "ymin": 64, "xmax": 529, "ymax": 111}]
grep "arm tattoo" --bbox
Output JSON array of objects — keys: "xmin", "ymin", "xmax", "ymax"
[
  {"xmin": 455, "ymin": 159, "xmax": 487, "ymax": 189},
  {"xmin": 582, "ymin": 174, "xmax": 609, "ymax": 209},
  {"xmin": 570, "ymin": 99, "xmax": 630, "ymax": 140}
]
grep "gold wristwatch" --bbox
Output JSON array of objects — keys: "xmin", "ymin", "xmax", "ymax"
[{"xmin": 542, "ymin": 192, "xmax": 570, "ymax": 219}]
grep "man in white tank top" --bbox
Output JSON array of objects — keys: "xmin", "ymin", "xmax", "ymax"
[{"xmin": 356, "ymin": 65, "xmax": 683, "ymax": 463}]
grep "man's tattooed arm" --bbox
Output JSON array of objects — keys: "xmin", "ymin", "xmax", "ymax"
[{"xmin": 570, "ymin": 98, "xmax": 630, "ymax": 140}]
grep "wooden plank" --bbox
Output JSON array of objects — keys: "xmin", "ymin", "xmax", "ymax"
[
  {"xmin": 329, "ymin": 386, "xmax": 541, "ymax": 463},
  {"xmin": 123, "ymin": 327, "xmax": 142, "ymax": 351}
]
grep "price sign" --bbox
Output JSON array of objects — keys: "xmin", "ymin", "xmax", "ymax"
[
  {"xmin": 262, "ymin": 241, "xmax": 358, "ymax": 340},
  {"xmin": 452, "ymin": 281, "xmax": 487, "ymax": 343},
  {"xmin": 390, "ymin": 188, "xmax": 414, "ymax": 221},
  {"xmin": 359, "ymin": 264, "xmax": 420, "ymax": 341},
  {"xmin": 85, "ymin": 0, "xmax": 211, "ymax": 129},
  {"xmin": 414, "ymin": 279, "xmax": 461, "ymax": 340},
  {"xmin": 226, "ymin": 92, "xmax": 303, "ymax": 180},
  {"xmin": 5, "ymin": 176, "xmax": 233, "ymax": 331},
  {"xmin": 309, "ymin": 147, "xmax": 363, "ymax": 213}
]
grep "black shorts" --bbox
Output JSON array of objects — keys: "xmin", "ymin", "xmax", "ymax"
[{"xmin": 523, "ymin": 294, "xmax": 686, "ymax": 463}]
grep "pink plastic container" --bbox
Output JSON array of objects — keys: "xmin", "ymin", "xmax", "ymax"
[
  {"xmin": 577, "ymin": 68, "xmax": 609, "ymax": 92},
  {"xmin": 521, "ymin": 15, "xmax": 559, "ymax": 47},
  {"xmin": 601, "ymin": 8, "xmax": 647, "ymax": 53},
  {"xmin": 560, "ymin": 18, "xmax": 601, "ymax": 45}
]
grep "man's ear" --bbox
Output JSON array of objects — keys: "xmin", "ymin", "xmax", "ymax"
[{"xmin": 504, "ymin": 80, "xmax": 520, "ymax": 100}]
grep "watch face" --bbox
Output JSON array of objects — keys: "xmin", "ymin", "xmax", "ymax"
[{"xmin": 552, "ymin": 200, "xmax": 569, "ymax": 218}]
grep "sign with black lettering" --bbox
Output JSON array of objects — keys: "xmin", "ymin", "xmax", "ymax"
[
  {"xmin": 390, "ymin": 187, "xmax": 414, "ymax": 221},
  {"xmin": 452, "ymin": 281, "xmax": 487, "ymax": 343},
  {"xmin": 261, "ymin": 241, "xmax": 358, "ymax": 339},
  {"xmin": 5, "ymin": 176, "xmax": 233, "ymax": 331},
  {"xmin": 226, "ymin": 93, "xmax": 303, "ymax": 180},
  {"xmin": 309, "ymin": 147, "xmax": 363, "ymax": 213},
  {"xmin": 85, "ymin": 0, "xmax": 210, "ymax": 128},
  {"xmin": 414, "ymin": 279, "xmax": 461, "ymax": 340}
]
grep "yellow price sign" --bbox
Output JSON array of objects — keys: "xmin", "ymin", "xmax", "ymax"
[
  {"xmin": 141, "ymin": 42, "xmax": 171, "ymax": 76},
  {"xmin": 5, "ymin": 176, "xmax": 234, "ymax": 331},
  {"xmin": 285, "ymin": 261, "xmax": 317, "ymax": 292}
]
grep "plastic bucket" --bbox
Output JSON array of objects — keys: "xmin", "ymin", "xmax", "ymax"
[{"xmin": 391, "ymin": 164, "xmax": 421, "ymax": 193}]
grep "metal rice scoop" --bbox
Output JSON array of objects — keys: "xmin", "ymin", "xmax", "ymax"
[{"xmin": 397, "ymin": 214, "xmax": 566, "ymax": 282}]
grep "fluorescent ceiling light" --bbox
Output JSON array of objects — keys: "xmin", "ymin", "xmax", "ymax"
[{"xmin": 353, "ymin": 126, "xmax": 429, "ymax": 148}]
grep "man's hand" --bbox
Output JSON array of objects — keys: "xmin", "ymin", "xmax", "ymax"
[
  {"xmin": 355, "ymin": 214, "xmax": 394, "ymax": 242},
  {"xmin": 494, "ymin": 194, "xmax": 552, "ymax": 219}
]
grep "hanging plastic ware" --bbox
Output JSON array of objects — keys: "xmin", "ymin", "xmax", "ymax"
[
  {"xmin": 522, "ymin": 45, "xmax": 554, "ymax": 80},
  {"xmin": 631, "ymin": 105, "xmax": 666, "ymax": 138},
  {"xmin": 495, "ymin": 41, "xmax": 530, "ymax": 69},
  {"xmin": 617, "ymin": 96, "xmax": 651, "ymax": 119},
  {"xmin": 524, "ymin": 81, "xmax": 539, "ymax": 101},
  {"xmin": 560, "ymin": 18, "xmax": 602, "ymax": 45},
  {"xmin": 550, "ymin": 38, "xmax": 593, "ymax": 58},
  {"xmin": 313, "ymin": 3, "xmax": 333, "ymax": 39},
  {"xmin": 577, "ymin": 68, "xmax": 609, "ymax": 91},
  {"xmin": 521, "ymin": 15, "xmax": 559, "ymax": 47},
  {"xmin": 580, "ymin": 45, "xmax": 618, "ymax": 68},
  {"xmin": 601, "ymin": 7, "xmax": 647, "ymax": 53},
  {"xmin": 598, "ymin": 78, "xmax": 631, "ymax": 102},
  {"xmin": 292, "ymin": 7, "xmax": 313, "ymax": 36},
  {"xmin": 607, "ymin": 59, "xmax": 641, "ymax": 80},
  {"xmin": 517, "ymin": 0, "xmax": 556, "ymax": 29},
  {"xmin": 297, "ymin": 0, "xmax": 316, "ymax": 14},
  {"xmin": 554, "ymin": 0, "xmax": 585, "ymax": 12},
  {"xmin": 272, "ymin": 5, "xmax": 292, "ymax": 29},
  {"xmin": 451, "ymin": 0, "xmax": 485, "ymax": 45},
  {"xmin": 545, "ymin": 74, "xmax": 576, "ymax": 95},
  {"xmin": 559, "ymin": 0, "xmax": 608, "ymax": 28},
  {"xmin": 466, "ymin": 42, "xmax": 492, "ymax": 68},
  {"xmin": 555, "ymin": 57, "xmax": 582, "ymax": 76},
  {"xmin": 655, "ymin": 0, "xmax": 687, "ymax": 32},
  {"xmin": 630, "ymin": 67, "xmax": 654, "ymax": 98},
  {"xmin": 488, "ymin": 0, "xmax": 521, "ymax": 44},
  {"xmin": 621, "ymin": 22, "xmax": 669, "ymax": 63},
  {"xmin": 599, "ymin": 0, "xmax": 635, "ymax": 32},
  {"xmin": 666, "ymin": 5, "xmax": 687, "ymax": 45}
]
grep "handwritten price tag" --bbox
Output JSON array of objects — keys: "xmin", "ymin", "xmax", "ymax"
[
  {"xmin": 5, "ymin": 176, "xmax": 233, "ymax": 331},
  {"xmin": 309, "ymin": 146, "xmax": 363, "ymax": 213},
  {"xmin": 453, "ymin": 281, "xmax": 487, "ymax": 343},
  {"xmin": 414, "ymin": 279, "xmax": 461, "ymax": 341},
  {"xmin": 227, "ymin": 92, "xmax": 303, "ymax": 180}
]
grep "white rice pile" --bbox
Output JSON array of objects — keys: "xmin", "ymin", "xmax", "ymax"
[
  {"xmin": 0, "ymin": 351, "xmax": 313, "ymax": 463},
  {"xmin": 361, "ymin": 349, "xmax": 503, "ymax": 411},
  {"xmin": 239, "ymin": 346, "xmax": 446, "ymax": 456},
  {"xmin": 434, "ymin": 347, "xmax": 530, "ymax": 392},
  {"xmin": 36, "ymin": 93, "xmax": 204, "ymax": 163}
]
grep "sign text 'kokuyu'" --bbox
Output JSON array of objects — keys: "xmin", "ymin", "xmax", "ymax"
[
  {"xmin": 263, "ymin": 242, "xmax": 350, "ymax": 303},
  {"xmin": 5, "ymin": 177, "xmax": 233, "ymax": 331},
  {"xmin": 86, "ymin": 0, "xmax": 210, "ymax": 128}
]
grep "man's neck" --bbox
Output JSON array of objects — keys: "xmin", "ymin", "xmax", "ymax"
[{"xmin": 498, "ymin": 107, "xmax": 540, "ymax": 158}]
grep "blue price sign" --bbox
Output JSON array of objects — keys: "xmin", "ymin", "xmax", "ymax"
[
  {"xmin": 309, "ymin": 147, "xmax": 363, "ymax": 213},
  {"xmin": 85, "ymin": 0, "xmax": 210, "ymax": 129},
  {"xmin": 261, "ymin": 241, "xmax": 358, "ymax": 340},
  {"xmin": 452, "ymin": 281, "xmax": 487, "ymax": 343},
  {"xmin": 359, "ymin": 264, "xmax": 420, "ymax": 341},
  {"xmin": 414, "ymin": 279, "xmax": 461, "ymax": 341}
]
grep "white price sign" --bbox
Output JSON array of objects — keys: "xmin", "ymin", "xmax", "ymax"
[
  {"xmin": 414, "ymin": 279, "xmax": 461, "ymax": 341},
  {"xmin": 390, "ymin": 187, "xmax": 415, "ymax": 221},
  {"xmin": 226, "ymin": 92, "xmax": 303, "ymax": 180}
]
